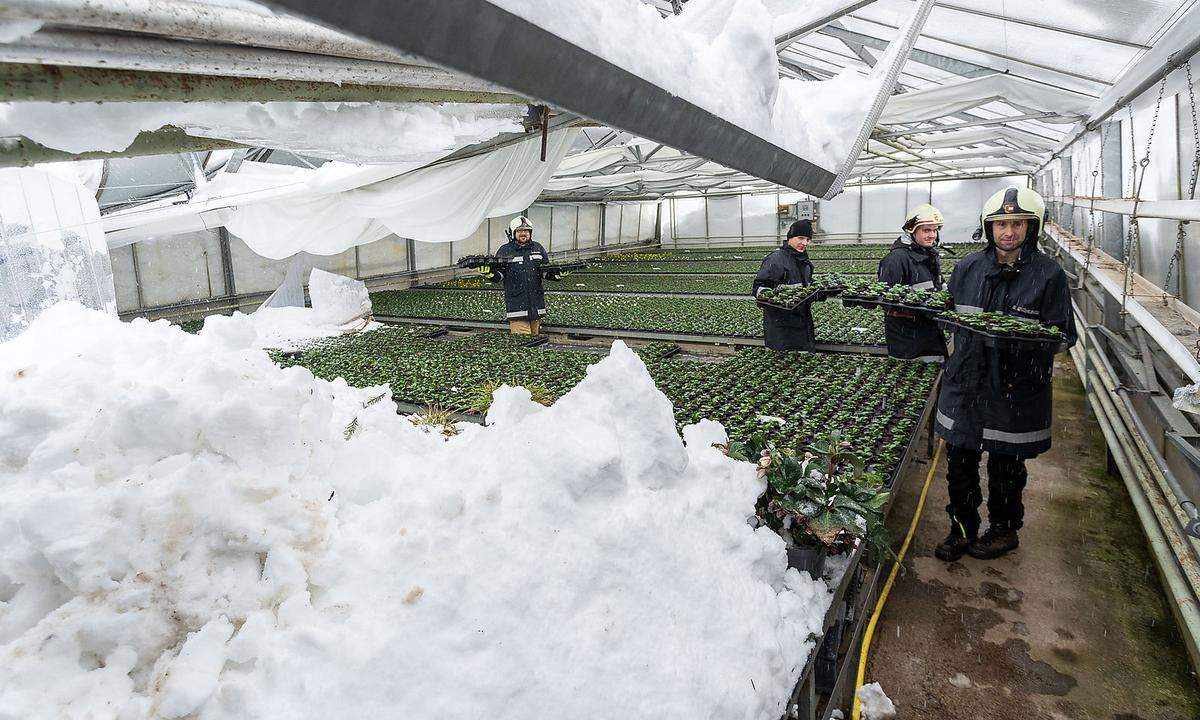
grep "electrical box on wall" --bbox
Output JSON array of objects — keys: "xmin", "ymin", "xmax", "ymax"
[{"xmin": 778, "ymin": 200, "xmax": 819, "ymax": 231}]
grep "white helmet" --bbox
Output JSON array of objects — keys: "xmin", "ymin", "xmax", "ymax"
[
  {"xmin": 507, "ymin": 215, "xmax": 534, "ymax": 240},
  {"xmin": 901, "ymin": 204, "xmax": 944, "ymax": 234}
]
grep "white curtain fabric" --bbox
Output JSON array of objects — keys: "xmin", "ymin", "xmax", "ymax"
[
  {"xmin": 879, "ymin": 74, "xmax": 1095, "ymax": 125},
  {"xmin": 104, "ymin": 129, "xmax": 578, "ymax": 259}
]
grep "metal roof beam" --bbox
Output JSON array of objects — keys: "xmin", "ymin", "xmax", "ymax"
[
  {"xmin": 847, "ymin": 14, "xmax": 1114, "ymax": 86},
  {"xmin": 827, "ymin": 21, "xmax": 876, "ymax": 67},
  {"xmin": 773, "ymin": 0, "xmax": 882, "ymax": 49},
  {"xmin": 264, "ymin": 0, "xmax": 838, "ymax": 195},
  {"xmin": 818, "ymin": 25, "xmax": 993, "ymax": 78},
  {"xmin": 931, "ymin": 2, "xmax": 1151, "ymax": 50},
  {"xmin": 0, "ymin": 127, "xmax": 246, "ymax": 169},
  {"xmin": 0, "ymin": 61, "xmax": 524, "ymax": 104},
  {"xmin": 875, "ymin": 111, "xmax": 1083, "ymax": 139}
]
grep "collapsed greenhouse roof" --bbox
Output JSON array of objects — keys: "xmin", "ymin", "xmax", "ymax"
[{"xmin": 0, "ymin": 0, "xmax": 1198, "ymax": 226}]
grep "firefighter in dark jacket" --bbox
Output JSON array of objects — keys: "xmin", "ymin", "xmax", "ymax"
[
  {"xmin": 878, "ymin": 204, "xmax": 948, "ymax": 362},
  {"xmin": 480, "ymin": 216, "xmax": 563, "ymax": 334},
  {"xmin": 753, "ymin": 220, "xmax": 816, "ymax": 351},
  {"xmin": 934, "ymin": 187, "xmax": 1077, "ymax": 562}
]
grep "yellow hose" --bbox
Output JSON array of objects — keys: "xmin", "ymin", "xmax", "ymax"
[{"xmin": 852, "ymin": 440, "xmax": 943, "ymax": 720}]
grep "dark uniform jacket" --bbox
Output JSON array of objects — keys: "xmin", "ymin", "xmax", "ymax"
[
  {"xmin": 877, "ymin": 238, "xmax": 947, "ymax": 361},
  {"xmin": 935, "ymin": 242, "xmax": 1076, "ymax": 458},
  {"xmin": 752, "ymin": 244, "xmax": 815, "ymax": 351},
  {"xmin": 490, "ymin": 240, "xmax": 557, "ymax": 322}
]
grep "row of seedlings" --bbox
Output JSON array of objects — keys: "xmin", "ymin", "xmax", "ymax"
[{"xmin": 369, "ymin": 290, "xmax": 886, "ymax": 345}]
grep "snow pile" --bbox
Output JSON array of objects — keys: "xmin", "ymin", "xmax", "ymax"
[
  {"xmin": 307, "ymin": 269, "xmax": 372, "ymax": 327},
  {"xmin": 856, "ymin": 682, "xmax": 897, "ymax": 720},
  {"xmin": 490, "ymin": 0, "xmax": 884, "ymax": 169},
  {"xmin": 0, "ymin": 102, "xmax": 524, "ymax": 164},
  {"xmin": 0, "ymin": 304, "xmax": 831, "ymax": 719}
]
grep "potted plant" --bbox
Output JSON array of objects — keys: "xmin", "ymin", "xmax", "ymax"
[{"xmin": 724, "ymin": 431, "xmax": 893, "ymax": 580}]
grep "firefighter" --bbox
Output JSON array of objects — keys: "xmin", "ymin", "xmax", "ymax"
[
  {"xmin": 479, "ymin": 216, "xmax": 562, "ymax": 335},
  {"xmin": 753, "ymin": 219, "xmax": 816, "ymax": 351},
  {"xmin": 878, "ymin": 204, "xmax": 948, "ymax": 361},
  {"xmin": 934, "ymin": 187, "xmax": 1077, "ymax": 561}
]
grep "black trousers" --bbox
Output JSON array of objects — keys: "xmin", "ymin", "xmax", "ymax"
[{"xmin": 945, "ymin": 443, "xmax": 1029, "ymax": 536}]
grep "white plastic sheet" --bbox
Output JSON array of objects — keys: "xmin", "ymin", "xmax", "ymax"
[
  {"xmin": 879, "ymin": 74, "xmax": 1094, "ymax": 125},
  {"xmin": 0, "ymin": 167, "xmax": 116, "ymax": 341}
]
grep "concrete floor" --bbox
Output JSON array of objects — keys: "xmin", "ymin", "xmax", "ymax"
[{"xmin": 866, "ymin": 359, "xmax": 1200, "ymax": 719}]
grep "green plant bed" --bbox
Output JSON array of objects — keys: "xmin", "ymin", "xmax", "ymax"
[
  {"xmin": 579, "ymin": 257, "xmax": 959, "ymax": 275},
  {"xmin": 370, "ymin": 289, "xmax": 885, "ymax": 344},
  {"xmin": 273, "ymin": 328, "xmax": 937, "ymax": 478},
  {"xmin": 427, "ymin": 273, "xmax": 758, "ymax": 295},
  {"xmin": 601, "ymin": 242, "xmax": 984, "ymax": 262}
]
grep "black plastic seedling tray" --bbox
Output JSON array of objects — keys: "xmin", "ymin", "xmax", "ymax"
[
  {"xmin": 756, "ymin": 287, "xmax": 843, "ymax": 312},
  {"xmin": 935, "ymin": 317, "xmax": 1063, "ymax": 350},
  {"xmin": 840, "ymin": 296, "xmax": 946, "ymax": 316}
]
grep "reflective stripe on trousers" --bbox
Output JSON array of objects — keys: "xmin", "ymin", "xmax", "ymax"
[{"xmin": 937, "ymin": 409, "xmax": 1051, "ymax": 444}]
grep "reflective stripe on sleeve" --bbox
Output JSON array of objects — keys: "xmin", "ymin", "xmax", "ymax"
[
  {"xmin": 936, "ymin": 409, "xmax": 955, "ymax": 430},
  {"xmin": 955, "ymin": 304, "xmax": 984, "ymax": 313},
  {"xmin": 506, "ymin": 310, "xmax": 528, "ymax": 319},
  {"xmin": 912, "ymin": 280, "xmax": 936, "ymax": 290},
  {"xmin": 913, "ymin": 355, "xmax": 944, "ymax": 363}
]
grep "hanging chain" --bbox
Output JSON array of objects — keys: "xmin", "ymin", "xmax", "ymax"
[
  {"xmin": 1122, "ymin": 62, "xmax": 1171, "ymax": 315},
  {"xmin": 1083, "ymin": 122, "xmax": 1109, "ymax": 283},
  {"xmin": 1165, "ymin": 59, "xmax": 1199, "ymax": 303}
]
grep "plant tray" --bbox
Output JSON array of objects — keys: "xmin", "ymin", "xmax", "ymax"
[
  {"xmin": 935, "ymin": 316, "xmax": 1063, "ymax": 350},
  {"xmin": 839, "ymin": 296, "xmax": 946, "ymax": 316},
  {"xmin": 755, "ymin": 286, "xmax": 842, "ymax": 312}
]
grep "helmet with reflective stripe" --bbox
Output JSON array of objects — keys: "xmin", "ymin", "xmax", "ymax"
[
  {"xmin": 901, "ymin": 203, "xmax": 944, "ymax": 233},
  {"xmin": 509, "ymin": 215, "xmax": 534, "ymax": 236},
  {"xmin": 980, "ymin": 187, "xmax": 1045, "ymax": 244}
]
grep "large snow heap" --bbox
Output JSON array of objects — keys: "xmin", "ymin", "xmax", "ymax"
[{"xmin": 0, "ymin": 304, "xmax": 829, "ymax": 719}]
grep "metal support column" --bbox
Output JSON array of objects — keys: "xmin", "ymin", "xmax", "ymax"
[{"xmin": 217, "ymin": 227, "xmax": 236, "ymax": 297}]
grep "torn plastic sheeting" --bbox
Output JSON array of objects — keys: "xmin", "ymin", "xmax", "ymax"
[
  {"xmin": 223, "ymin": 128, "xmax": 578, "ymax": 258},
  {"xmin": 879, "ymin": 74, "xmax": 1094, "ymax": 125},
  {"xmin": 0, "ymin": 101, "xmax": 525, "ymax": 164},
  {"xmin": 0, "ymin": 166, "xmax": 116, "ymax": 341}
]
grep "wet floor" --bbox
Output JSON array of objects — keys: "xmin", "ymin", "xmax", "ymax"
[{"xmin": 866, "ymin": 359, "xmax": 1200, "ymax": 719}]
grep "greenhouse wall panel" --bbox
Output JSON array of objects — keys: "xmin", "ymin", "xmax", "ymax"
[
  {"xmin": 550, "ymin": 205, "xmax": 578, "ymax": 252},
  {"xmin": 742, "ymin": 193, "xmax": 778, "ymax": 243},
  {"xmin": 355, "ymin": 236, "xmax": 410, "ymax": 278},
  {"xmin": 639, "ymin": 202, "xmax": 659, "ymax": 242},
  {"xmin": 133, "ymin": 230, "xmax": 226, "ymax": 307},
  {"xmin": 818, "ymin": 187, "xmax": 860, "ymax": 238},
  {"xmin": 578, "ymin": 205, "xmax": 602, "ymax": 248},
  {"xmin": 603, "ymin": 203, "xmax": 623, "ymax": 245},
  {"xmin": 860, "ymin": 184, "xmax": 908, "ymax": 236},
  {"xmin": 109, "ymin": 245, "xmax": 141, "ymax": 313},
  {"xmin": 413, "ymin": 239, "xmax": 453, "ymax": 272},
  {"xmin": 707, "ymin": 196, "xmax": 741, "ymax": 239},
  {"xmin": 618, "ymin": 203, "xmax": 640, "ymax": 243},
  {"xmin": 452, "ymin": 221, "xmax": 489, "ymax": 260},
  {"xmin": 229, "ymin": 235, "xmax": 292, "ymax": 295}
]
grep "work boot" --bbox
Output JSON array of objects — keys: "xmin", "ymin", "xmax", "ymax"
[
  {"xmin": 934, "ymin": 528, "xmax": 975, "ymax": 562},
  {"xmin": 967, "ymin": 526, "xmax": 1019, "ymax": 560}
]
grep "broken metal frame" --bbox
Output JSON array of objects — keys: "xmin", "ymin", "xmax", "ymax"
[{"xmin": 263, "ymin": 0, "xmax": 839, "ymax": 196}]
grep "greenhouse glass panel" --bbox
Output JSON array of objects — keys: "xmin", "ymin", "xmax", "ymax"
[
  {"xmin": 638, "ymin": 203, "xmax": 659, "ymax": 242},
  {"xmin": 356, "ymin": 236, "xmax": 410, "ymax": 278},
  {"xmin": 860, "ymin": 183, "xmax": 908, "ymax": 236},
  {"xmin": 550, "ymin": 206, "xmax": 578, "ymax": 252},
  {"xmin": 673, "ymin": 197, "xmax": 707, "ymax": 238},
  {"xmin": 742, "ymin": 193, "xmax": 778, "ymax": 241},
  {"xmin": 578, "ymin": 205, "xmax": 602, "ymax": 248},
  {"xmin": 133, "ymin": 230, "xmax": 226, "ymax": 307},
  {"xmin": 818, "ymin": 187, "xmax": 860, "ymax": 237},
  {"xmin": 707, "ymin": 196, "xmax": 742, "ymax": 239},
  {"xmin": 413, "ymin": 239, "xmax": 453, "ymax": 271},
  {"xmin": 604, "ymin": 204, "xmax": 622, "ymax": 245}
]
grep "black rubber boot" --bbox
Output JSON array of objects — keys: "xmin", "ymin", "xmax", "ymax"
[
  {"xmin": 934, "ymin": 528, "xmax": 975, "ymax": 562},
  {"xmin": 967, "ymin": 526, "xmax": 1020, "ymax": 560}
]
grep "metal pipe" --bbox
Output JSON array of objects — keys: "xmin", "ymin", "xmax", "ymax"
[
  {"xmin": 1070, "ymin": 339, "xmax": 1200, "ymax": 675},
  {"xmin": 0, "ymin": 0, "xmax": 419, "ymax": 65},
  {"xmin": 1, "ymin": 29, "xmax": 504, "ymax": 92},
  {"xmin": 0, "ymin": 62, "xmax": 524, "ymax": 104},
  {"xmin": 0, "ymin": 127, "xmax": 246, "ymax": 168},
  {"xmin": 1086, "ymin": 341, "xmax": 1200, "ymax": 526}
]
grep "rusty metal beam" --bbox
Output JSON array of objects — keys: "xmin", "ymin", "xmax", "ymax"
[{"xmin": 0, "ymin": 62, "xmax": 525, "ymax": 104}]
